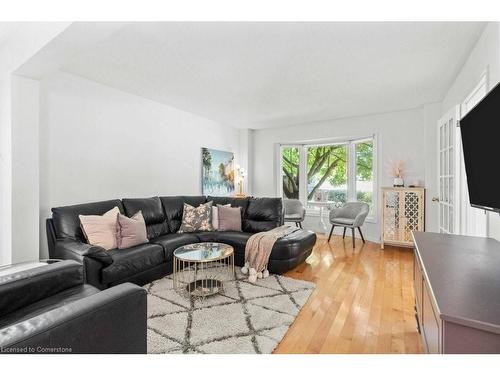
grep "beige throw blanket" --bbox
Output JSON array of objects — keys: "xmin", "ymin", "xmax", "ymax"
[{"xmin": 242, "ymin": 225, "xmax": 300, "ymax": 283}]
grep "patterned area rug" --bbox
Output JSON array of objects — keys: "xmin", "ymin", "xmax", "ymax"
[{"xmin": 143, "ymin": 267, "xmax": 315, "ymax": 354}]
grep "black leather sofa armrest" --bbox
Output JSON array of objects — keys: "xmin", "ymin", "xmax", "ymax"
[
  {"xmin": 0, "ymin": 283, "xmax": 147, "ymax": 353},
  {"xmin": 55, "ymin": 239, "xmax": 113, "ymax": 266},
  {"xmin": 0, "ymin": 260, "xmax": 83, "ymax": 317}
]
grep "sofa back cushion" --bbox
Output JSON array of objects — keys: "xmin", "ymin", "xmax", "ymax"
[
  {"xmin": 52, "ymin": 199, "xmax": 124, "ymax": 241},
  {"xmin": 160, "ymin": 196, "xmax": 207, "ymax": 233},
  {"xmin": 122, "ymin": 197, "xmax": 169, "ymax": 239},
  {"xmin": 243, "ymin": 197, "xmax": 283, "ymax": 233},
  {"xmin": 207, "ymin": 196, "xmax": 249, "ymax": 220}
]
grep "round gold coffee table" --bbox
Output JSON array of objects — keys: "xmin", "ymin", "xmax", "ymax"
[{"xmin": 173, "ymin": 242, "xmax": 234, "ymax": 298}]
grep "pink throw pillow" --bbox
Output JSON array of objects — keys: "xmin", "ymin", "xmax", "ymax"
[
  {"xmin": 217, "ymin": 205, "xmax": 242, "ymax": 232},
  {"xmin": 79, "ymin": 207, "xmax": 120, "ymax": 250},
  {"xmin": 117, "ymin": 210, "xmax": 149, "ymax": 249},
  {"xmin": 212, "ymin": 203, "xmax": 230, "ymax": 231}
]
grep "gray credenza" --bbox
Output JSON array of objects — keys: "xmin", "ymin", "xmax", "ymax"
[{"xmin": 413, "ymin": 231, "xmax": 500, "ymax": 353}]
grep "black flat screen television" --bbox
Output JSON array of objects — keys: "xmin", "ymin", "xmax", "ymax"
[{"xmin": 460, "ymin": 81, "xmax": 500, "ymax": 213}]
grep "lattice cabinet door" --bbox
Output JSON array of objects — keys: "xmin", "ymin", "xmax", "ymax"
[{"xmin": 381, "ymin": 187, "xmax": 425, "ymax": 249}]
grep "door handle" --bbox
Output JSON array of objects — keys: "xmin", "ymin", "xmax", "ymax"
[{"xmin": 432, "ymin": 197, "xmax": 440, "ymax": 202}]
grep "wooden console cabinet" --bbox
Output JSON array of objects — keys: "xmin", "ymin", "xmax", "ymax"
[
  {"xmin": 381, "ymin": 187, "xmax": 424, "ymax": 249},
  {"xmin": 413, "ymin": 231, "xmax": 500, "ymax": 353}
]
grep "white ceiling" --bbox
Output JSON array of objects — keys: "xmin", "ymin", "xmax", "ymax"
[{"xmin": 46, "ymin": 22, "xmax": 486, "ymax": 128}]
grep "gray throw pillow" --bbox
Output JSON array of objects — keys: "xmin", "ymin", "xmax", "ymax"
[
  {"xmin": 217, "ymin": 205, "xmax": 242, "ymax": 232},
  {"xmin": 178, "ymin": 201, "xmax": 213, "ymax": 233}
]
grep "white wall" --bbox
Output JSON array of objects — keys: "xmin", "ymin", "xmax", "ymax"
[
  {"xmin": 11, "ymin": 76, "xmax": 40, "ymax": 263},
  {"xmin": 441, "ymin": 22, "xmax": 500, "ymax": 240},
  {"xmin": 443, "ymin": 23, "xmax": 499, "ymax": 112},
  {"xmin": 39, "ymin": 72, "xmax": 241, "ymax": 257},
  {"xmin": 252, "ymin": 107, "xmax": 429, "ymax": 242},
  {"xmin": 0, "ymin": 22, "xmax": 70, "ymax": 265},
  {"xmin": 238, "ymin": 129, "xmax": 254, "ymax": 195}
]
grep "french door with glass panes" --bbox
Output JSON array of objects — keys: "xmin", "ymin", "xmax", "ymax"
[
  {"xmin": 437, "ymin": 73, "xmax": 489, "ymax": 236},
  {"xmin": 437, "ymin": 106, "xmax": 460, "ymax": 234}
]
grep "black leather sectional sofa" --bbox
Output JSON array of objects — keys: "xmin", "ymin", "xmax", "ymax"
[{"xmin": 47, "ymin": 196, "xmax": 316, "ymax": 290}]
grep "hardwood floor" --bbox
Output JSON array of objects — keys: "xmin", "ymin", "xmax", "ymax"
[{"xmin": 274, "ymin": 233, "xmax": 424, "ymax": 354}]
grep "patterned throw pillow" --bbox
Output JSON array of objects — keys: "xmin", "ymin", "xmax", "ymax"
[{"xmin": 178, "ymin": 201, "xmax": 213, "ymax": 233}]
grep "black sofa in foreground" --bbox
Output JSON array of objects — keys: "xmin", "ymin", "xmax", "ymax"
[
  {"xmin": 46, "ymin": 196, "xmax": 316, "ymax": 290},
  {"xmin": 0, "ymin": 260, "xmax": 146, "ymax": 353}
]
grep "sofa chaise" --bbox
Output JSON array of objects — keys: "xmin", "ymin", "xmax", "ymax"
[{"xmin": 46, "ymin": 196, "xmax": 316, "ymax": 290}]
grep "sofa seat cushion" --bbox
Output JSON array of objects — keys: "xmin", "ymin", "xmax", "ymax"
[
  {"xmin": 102, "ymin": 244, "xmax": 165, "ymax": 284},
  {"xmin": 213, "ymin": 231, "xmax": 252, "ymax": 254},
  {"xmin": 215, "ymin": 230, "xmax": 315, "ymax": 261},
  {"xmin": 150, "ymin": 233, "xmax": 200, "ymax": 262},
  {"xmin": 269, "ymin": 230, "xmax": 317, "ymax": 260},
  {"xmin": 194, "ymin": 232, "xmax": 218, "ymax": 243},
  {"xmin": 0, "ymin": 284, "xmax": 99, "ymax": 329}
]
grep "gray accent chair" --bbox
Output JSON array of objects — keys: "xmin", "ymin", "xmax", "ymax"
[
  {"xmin": 328, "ymin": 202, "xmax": 369, "ymax": 248},
  {"xmin": 283, "ymin": 199, "xmax": 306, "ymax": 229}
]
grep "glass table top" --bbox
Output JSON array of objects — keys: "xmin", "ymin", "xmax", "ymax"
[{"xmin": 173, "ymin": 242, "xmax": 233, "ymax": 262}]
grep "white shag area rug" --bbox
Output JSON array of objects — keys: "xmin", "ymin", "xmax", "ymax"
[{"xmin": 143, "ymin": 267, "xmax": 315, "ymax": 354}]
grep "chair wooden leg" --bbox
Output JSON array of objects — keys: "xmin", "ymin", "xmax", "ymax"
[
  {"xmin": 328, "ymin": 225, "xmax": 335, "ymax": 242},
  {"xmin": 358, "ymin": 227, "xmax": 366, "ymax": 243},
  {"xmin": 295, "ymin": 222, "xmax": 299, "ymax": 227},
  {"xmin": 342, "ymin": 227, "xmax": 346, "ymax": 239},
  {"xmin": 351, "ymin": 228, "xmax": 355, "ymax": 248},
  {"xmin": 298, "ymin": 222, "xmax": 303, "ymax": 229}
]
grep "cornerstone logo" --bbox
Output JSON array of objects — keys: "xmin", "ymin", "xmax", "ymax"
[{"xmin": 0, "ymin": 346, "xmax": 72, "ymax": 353}]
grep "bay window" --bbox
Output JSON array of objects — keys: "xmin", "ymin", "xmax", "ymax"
[
  {"xmin": 281, "ymin": 146, "xmax": 300, "ymax": 200},
  {"xmin": 306, "ymin": 144, "xmax": 348, "ymax": 209},
  {"xmin": 278, "ymin": 136, "xmax": 376, "ymax": 220}
]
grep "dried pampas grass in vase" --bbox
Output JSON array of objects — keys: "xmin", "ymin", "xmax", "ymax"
[{"xmin": 386, "ymin": 158, "xmax": 406, "ymax": 187}]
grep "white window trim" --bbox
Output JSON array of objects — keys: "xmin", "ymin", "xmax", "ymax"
[{"xmin": 275, "ymin": 134, "xmax": 378, "ymax": 223}]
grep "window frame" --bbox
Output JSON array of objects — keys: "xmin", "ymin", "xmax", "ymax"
[{"xmin": 276, "ymin": 134, "xmax": 378, "ymax": 223}]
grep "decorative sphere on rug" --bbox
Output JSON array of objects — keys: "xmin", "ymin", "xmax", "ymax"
[{"xmin": 248, "ymin": 274, "xmax": 257, "ymax": 283}]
